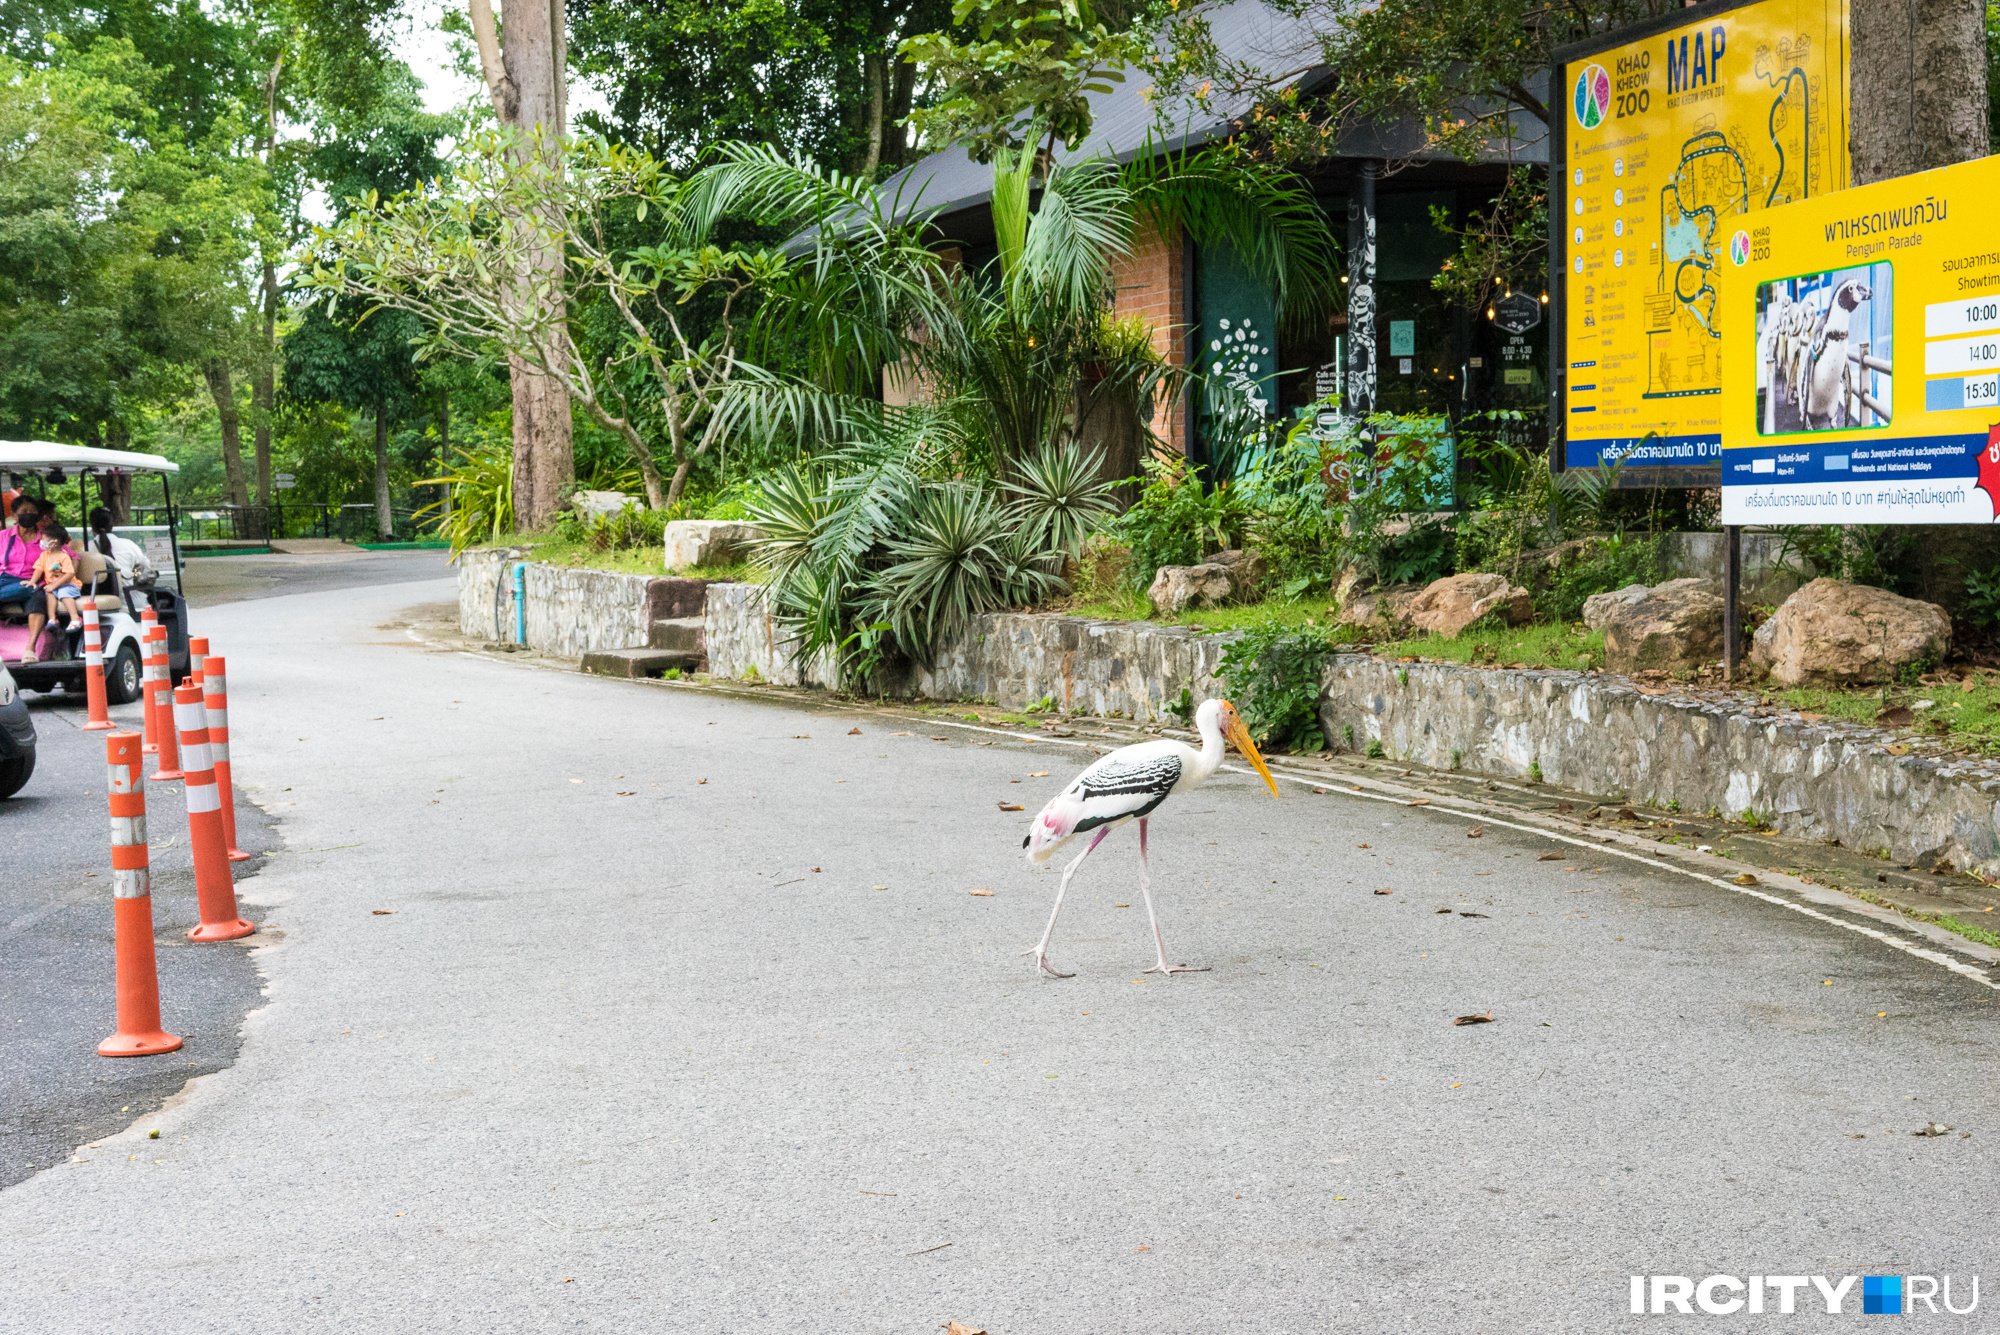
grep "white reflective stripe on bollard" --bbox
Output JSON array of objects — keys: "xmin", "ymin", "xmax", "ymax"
[
  {"xmin": 173, "ymin": 697, "xmax": 211, "ymax": 774},
  {"xmin": 111, "ymin": 868, "xmax": 151, "ymax": 899},
  {"xmin": 185, "ymin": 784, "xmax": 221, "ymax": 814},
  {"xmin": 109, "ymin": 814, "xmax": 147, "ymax": 845}
]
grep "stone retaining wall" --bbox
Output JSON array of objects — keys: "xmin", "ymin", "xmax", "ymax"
[
  {"xmin": 701, "ymin": 583, "xmax": 1229, "ymax": 720},
  {"xmin": 456, "ymin": 549, "xmax": 656, "ymax": 658},
  {"xmin": 1319, "ymin": 655, "xmax": 2000, "ymax": 877}
]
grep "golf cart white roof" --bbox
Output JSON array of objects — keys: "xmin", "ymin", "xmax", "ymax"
[{"xmin": 0, "ymin": 441, "xmax": 179, "ymax": 475}]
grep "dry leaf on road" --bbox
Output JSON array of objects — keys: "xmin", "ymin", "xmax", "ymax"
[
  {"xmin": 792, "ymin": 734, "xmax": 811, "ymax": 739},
  {"xmin": 1537, "ymin": 851, "xmax": 1565, "ymax": 861},
  {"xmin": 848, "ymin": 727, "xmax": 862, "ymax": 735},
  {"xmin": 1373, "ymin": 888, "xmax": 1394, "ymax": 896},
  {"xmin": 1453, "ymin": 1011, "xmax": 1495, "ymax": 1026},
  {"xmin": 929, "ymin": 735, "xmax": 948, "ymax": 741},
  {"xmin": 371, "ymin": 909, "xmax": 396, "ymax": 915},
  {"xmin": 892, "ymin": 731, "xmax": 912, "ymax": 736},
  {"xmin": 1733, "ymin": 873, "xmax": 1759, "ymax": 886},
  {"xmin": 998, "ymin": 802, "xmax": 1024, "ymax": 812},
  {"xmin": 1466, "ymin": 826, "xmax": 1483, "ymax": 838},
  {"xmin": 968, "ymin": 889, "xmax": 993, "ymax": 897},
  {"xmin": 1435, "ymin": 907, "xmax": 1451, "ymax": 914},
  {"xmin": 1459, "ymin": 911, "xmax": 1490, "ymax": 918},
  {"xmin": 1029, "ymin": 771, "xmax": 1048, "ymax": 777},
  {"xmin": 1913, "ymin": 1122, "xmax": 1954, "ymax": 1137},
  {"xmin": 942, "ymin": 1323, "xmax": 987, "ymax": 1335},
  {"xmin": 1408, "ymin": 799, "xmax": 1430, "ymax": 806}
]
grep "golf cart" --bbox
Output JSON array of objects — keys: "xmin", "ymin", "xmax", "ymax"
[{"xmin": 0, "ymin": 441, "xmax": 190, "ymax": 704}]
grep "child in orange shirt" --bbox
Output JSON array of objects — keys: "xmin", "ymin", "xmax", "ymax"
[{"xmin": 20, "ymin": 520, "xmax": 80, "ymax": 663}]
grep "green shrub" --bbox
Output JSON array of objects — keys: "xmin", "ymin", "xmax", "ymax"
[
  {"xmin": 1544, "ymin": 533, "xmax": 1665, "ymax": 622},
  {"xmin": 1107, "ymin": 455, "xmax": 1249, "ymax": 590},
  {"xmin": 1215, "ymin": 614, "xmax": 1339, "ymax": 753}
]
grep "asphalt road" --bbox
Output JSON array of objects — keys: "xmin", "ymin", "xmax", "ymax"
[
  {"xmin": 0, "ymin": 547, "xmax": 450, "ymax": 1191},
  {"xmin": 180, "ymin": 547, "xmax": 453, "ymax": 605},
  {"xmin": 1, "ymin": 573, "xmax": 1996, "ymax": 1332}
]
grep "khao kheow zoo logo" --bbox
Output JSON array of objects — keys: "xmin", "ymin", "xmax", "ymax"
[
  {"xmin": 1731, "ymin": 230, "xmax": 1752, "ymax": 265},
  {"xmin": 1574, "ymin": 64, "xmax": 1611, "ymax": 129}
]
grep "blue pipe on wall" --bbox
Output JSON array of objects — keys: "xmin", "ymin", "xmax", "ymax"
[{"xmin": 512, "ymin": 561, "xmax": 527, "ymax": 645}]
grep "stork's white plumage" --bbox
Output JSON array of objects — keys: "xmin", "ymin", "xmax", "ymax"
[{"xmin": 1020, "ymin": 698, "xmax": 1279, "ymax": 977}]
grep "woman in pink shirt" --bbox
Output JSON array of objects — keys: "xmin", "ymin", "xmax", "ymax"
[{"xmin": 0, "ymin": 495, "xmax": 44, "ymax": 607}]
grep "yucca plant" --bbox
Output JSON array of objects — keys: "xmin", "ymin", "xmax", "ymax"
[
  {"xmin": 870, "ymin": 482, "xmax": 1063, "ymax": 659},
  {"xmin": 418, "ymin": 442, "xmax": 515, "ymax": 556},
  {"xmin": 1003, "ymin": 441, "xmax": 1119, "ymax": 559}
]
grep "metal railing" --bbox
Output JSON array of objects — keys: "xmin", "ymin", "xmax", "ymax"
[{"xmin": 128, "ymin": 503, "xmax": 430, "ymax": 544}]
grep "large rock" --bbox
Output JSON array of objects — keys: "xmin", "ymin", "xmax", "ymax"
[
  {"xmin": 1205, "ymin": 548, "xmax": 1267, "ymax": 600},
  {"xmin": 1751, "ymin": 578, "xmax": 1952, "ymax": 686},
  {"xmin": 1601, "ymin": 578, "xmax": 1724, "ymax": 673},
  {"xmin": 1147, "ymin": 563, "xmax": 1236, "ymax": 616},
  {"xmin": 1581, "ymin": 583, "xmax": 1650, "ymax": 630},
  {"xmin": 1405, "ymin": 572, "xmax": 1533, "ymax": 637},
  {"xmin": 1145, "ymin": 548, "xmax": 1266, "ymax": 616},
  {"xmin": 1336, "ymin": 584, "xmax": 1422, "ymax": 636},
  {"xmin": 572, "ymin": 490, "xmax": 636, "ymax": 520},
  {"xmin": 663, "ymin": 520, "xmax": 765, "ymax": 572}
]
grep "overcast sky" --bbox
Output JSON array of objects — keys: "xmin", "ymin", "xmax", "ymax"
[{"xmin": 394, "ymin": 0, "xmax": 609, "ymax": 121}]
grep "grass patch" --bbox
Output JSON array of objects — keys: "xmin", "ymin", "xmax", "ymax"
[
  {"xmin": 1776, "ymin": 674, "xmax": 2000, "ymax": 753},
  {"xmin": 1055, "ymin": 593, "xmax": 1329, "ymax": 634},
  {"xmin": 1373, "ymin": 621, "xmax": 1604, "ymax": 671},
  {"xmin": 1937, "ymin": 915, "xmax": 2000, "ymax": 949},
  {"xmin": 522, "ymin": 536, "xmax": 767, "ymax": 583}
]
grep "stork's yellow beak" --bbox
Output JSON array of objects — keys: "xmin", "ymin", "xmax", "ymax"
[{"xmin": 1225, "ymin": 718, "xmax": 1281, "ymax": 799}]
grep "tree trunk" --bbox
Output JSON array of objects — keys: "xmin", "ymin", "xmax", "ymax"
[
  {"xmin": 1850, "ymin": 0, "xmax": 1989, "ymax": 184},
  {"xmin": 99, "ymin": 472, "xmax": 132, "ymax": 527},
  {"xmin": 254, "ymin": 258, "xmax": 278, "ymax": 510},
  {"xmin": 202, "ymin": 361, "xmax": 251, "ymax": 508},
  {"xmin": 862, "ymin": 53, "xmax": 886, "ymax": 177},
  {"xmin": 474, "ymin": 0, "xmax": 574, "ymax": 530},
  {"xmin": 374, "ymin": 398, "xmax": 394, "ymax": 540}
]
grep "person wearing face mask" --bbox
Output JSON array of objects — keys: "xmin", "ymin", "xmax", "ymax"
[
  {"xmin": 0, "ymin": 495, "xmax": 42, "ymax": 610},
  {"xmin": 19, "ymin": 519, "xmax": 80, "ymax": 663}
]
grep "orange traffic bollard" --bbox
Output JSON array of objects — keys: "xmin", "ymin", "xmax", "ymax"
[
  {"xmin": 176, "ymin": 684, "xmax": 252, "ymax": 942},
  {"xmin": 81, "ymin": 601, "xmax": 113, "ymax": 730},
  {"xmin": 188, "ymin": 635, "xmax": 208, "ymax": 691},
  {"xmin": 202, "ymin": 655, "xmax": 249, "ymax": 862},
  {"xmin": 139, "ymin": 623, "xmax": 162, "ymax": 755},
  {"xmin": 99, "ymin": 732, "xmax": 182, "ymax": 1057},
  {"xmin": 145, "ymin": 627, "xmax": 182, "ymax": 782}
]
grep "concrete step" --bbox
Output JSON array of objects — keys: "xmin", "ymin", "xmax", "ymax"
[
  {"xmin": 648, "ymin": 616, "xmax": 706, "ymax": 654},
  {"xmin": 579, "ymin": 647, "xmax": 698, "ymax": 679}
]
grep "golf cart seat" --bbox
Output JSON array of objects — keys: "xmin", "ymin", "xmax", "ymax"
[{"xmin": 73, "ymin": 551, "xmax": 124, "ymax": 614}]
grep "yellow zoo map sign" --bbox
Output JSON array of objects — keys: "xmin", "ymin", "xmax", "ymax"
[
  {"xmin": 1721, "ymin": 155, "xmax": 2000, "ymax": 524},
  {"xmin": 1559, "ymin": 0, "xmax": 1849, "ymax": 469}
]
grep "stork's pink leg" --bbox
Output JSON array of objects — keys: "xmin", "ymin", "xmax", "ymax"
[
  {"xmin": 1137, "ymin": 818, "xmax": 1208, "ymax": 975},
  {"xmin": 1023, "ymin": 827, "xmax": 1109, "ymax": 978}
]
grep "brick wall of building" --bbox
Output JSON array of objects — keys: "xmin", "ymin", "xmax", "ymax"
[{"xmin": 1107, "ymin": 218, "xmax": 1187, "ymax": 452}]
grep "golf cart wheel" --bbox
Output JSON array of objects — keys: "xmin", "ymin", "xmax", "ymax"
[
  {"xmin": 0, "ymin": 751, "xmax": 31, "ymax": 800},
  {"xmin": 104, "ymin": 642, "xmax": 143, "ymax": 705}
]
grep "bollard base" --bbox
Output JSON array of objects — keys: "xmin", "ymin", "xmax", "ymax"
[
  {"xmin": 148, "ymin": 767, "xmax": 183, "ymax": 782},
  {"xmin": 227, "ymin": 849, "xmax": 251, "ymax": 862},
  {"xmin": 187, "ymin": 918, "xmax": 254, "ymax": 942},
  {"xmin": 98, "ymin": 1030, "xmax": 184, "ymax": 1058},
  {"xmin": 83, "ymin": 719, "xmax": 114, "ymax": 731}
]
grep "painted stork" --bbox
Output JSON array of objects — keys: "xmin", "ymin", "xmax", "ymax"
[{"xmin": 1021, "ymin": 698, "xmax": 1280, "ymax": 978}]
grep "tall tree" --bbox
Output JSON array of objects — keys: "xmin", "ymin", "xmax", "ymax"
[
  {"xmin": 467, "ymin": 0, "xmax": 576, "ymax": 527},
  {"xmin": 567, "ymin": 0, "xmax": 950, "ymax": 176},
  {"xmin": 282, "ymin": 298, "xmax": 424, "ymax": 538}
]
